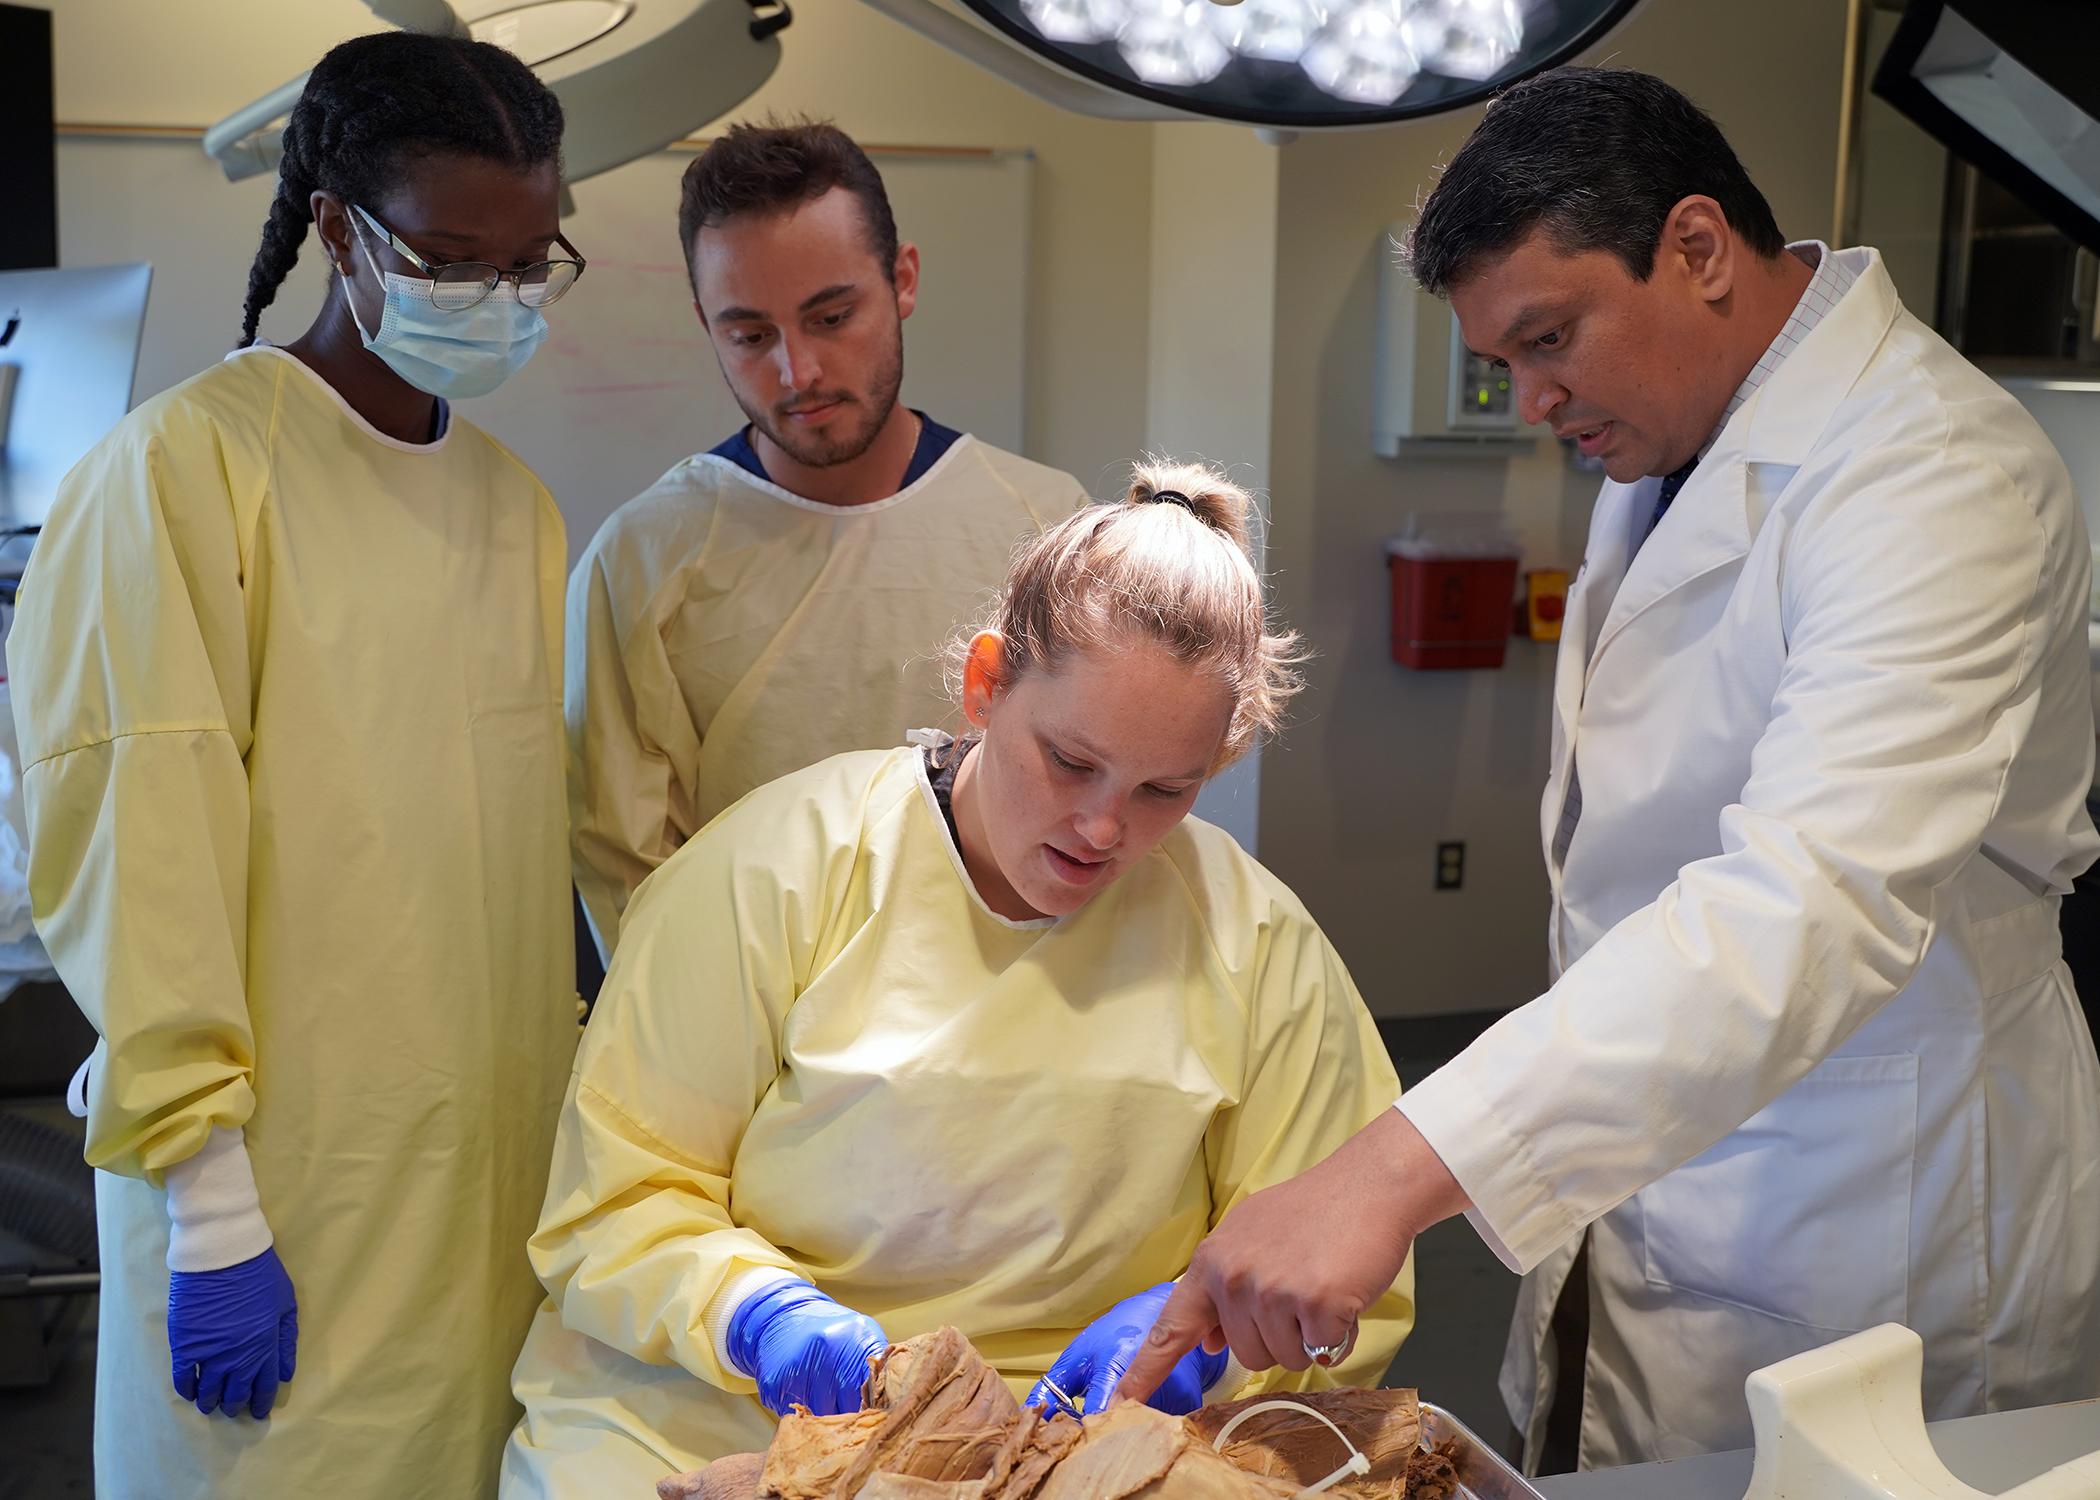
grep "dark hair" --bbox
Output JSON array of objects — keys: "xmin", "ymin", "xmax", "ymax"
[
  {"xmin": 1406, "ymin": 67, "xmax": 1787, "ymax": 296},
  {"xmin": 238, "ymin": 31, "xmax": 565, "ymax": 347},
  {"xmin": 677, "ymin": 119, "xmax": 900, "ymax": 294}
]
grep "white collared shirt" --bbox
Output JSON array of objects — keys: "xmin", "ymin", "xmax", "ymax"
[{"xmin": 1706, "ymin": 238, "xmax": 1859, "ymax": 457}]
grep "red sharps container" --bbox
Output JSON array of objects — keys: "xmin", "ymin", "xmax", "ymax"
[{"xmin": 1386, "ymin": 529, "xmax": 1520, "ymax": 670}]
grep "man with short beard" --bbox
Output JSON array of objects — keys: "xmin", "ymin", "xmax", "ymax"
[{"xmin": 568, "ymin": 120, "xmax": 1088, "ymax": 958}]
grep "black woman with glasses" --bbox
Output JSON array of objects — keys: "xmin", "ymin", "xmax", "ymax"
[{"xmin": 9, "ymin": 30, "xmax": 586, "ymax": 1499}]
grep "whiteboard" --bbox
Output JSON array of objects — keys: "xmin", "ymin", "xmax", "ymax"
[{"xmin": 57, "ymin": 137, "xmax": 1033, "ymax": 559}]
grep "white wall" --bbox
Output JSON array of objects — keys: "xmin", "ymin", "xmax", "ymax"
[
  {"xmin": 1144, "ymin": 122, "xmax": 1282, "ymax": 853},
  {"xmin": 47, "ymin": 1, "xmax": 381, "ymax": 402},
  {"xmin": 1852, "ymin": 5, "xmax": 1948, "ymax": 316}
]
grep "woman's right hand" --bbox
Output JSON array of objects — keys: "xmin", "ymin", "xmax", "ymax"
[
  {"xmin": 1028, "ymin": 1282, "xmax": 1226, "ymax": 1417},
  {"xmin": 726, "ymin": 1279, "xmax": 888, "ymax": 1416}
]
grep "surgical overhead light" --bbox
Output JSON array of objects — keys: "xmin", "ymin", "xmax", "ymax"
[
  {"xmin": 1300, "ymin": 3, "xmax": 1421, "ymax": 109},
  {"xmin": 1019, "ymin": 0, "xmax": 1125, "ymax": 45},
  {"xmin": 944, "ymin": 0, "xmax": 1640, "ymax": 128},
  {"xmin": 1118, "ymin": 0, "xmax": 1234, "ymax": 88},
  {"xmin": 1401, "ymin": 0, "xmax": 1524, "ymax": 84},
  {"xmin": 204, "ymin": 0, "xmax": 1645, "ymax": 185},
  {"xmin": 1203, "ymin": 0, "xmax": 1326, "ymax": 66},
  {"xmin": 203, "ymin": 0, "xmax": 788, "ymax": 188}
]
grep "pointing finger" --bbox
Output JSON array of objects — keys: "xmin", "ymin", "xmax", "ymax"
[{"xmin": 1112, "ymin": 1278, "xmax": 1217, "ymax": 1407}]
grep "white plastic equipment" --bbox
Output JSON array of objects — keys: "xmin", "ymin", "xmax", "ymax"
[
  {"xmin": 1371, "ymin": 222, "xmax": 1531, "ymax": 457},
  {"xmin": 1743, "ymin": 1325, "xmax": 2100, "ymax": 1500},
  {"xmin": 203, "ymin": 0, "xmax": 785, "ymax": 187}
]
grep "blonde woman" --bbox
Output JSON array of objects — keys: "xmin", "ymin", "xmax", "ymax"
[{"xmin": 500, "ymin": 462, "xmax": 1414, "ymax": 1498}]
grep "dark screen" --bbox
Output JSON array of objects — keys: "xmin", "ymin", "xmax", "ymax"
[{"xmin": 0, "ymin": 4, "xmax": 58, "ymax": 272}]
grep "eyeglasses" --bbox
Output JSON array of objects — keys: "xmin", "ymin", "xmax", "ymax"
[{"xmin": 352, "ymin": 204, "xmax": 586, "ymax": 311}]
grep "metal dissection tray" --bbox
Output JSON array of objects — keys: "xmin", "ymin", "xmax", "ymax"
[{"xmin": 1421, "ymin": 1402, "xmax": 1549, "ymax": 1500}]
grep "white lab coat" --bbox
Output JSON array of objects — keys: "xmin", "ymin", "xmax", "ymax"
[{"xmin": 1395, "ymin": 248, "xmax": 2100, "ymax": 1471}]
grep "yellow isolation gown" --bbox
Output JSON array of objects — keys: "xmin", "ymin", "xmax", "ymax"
[
  {"xmin": 500, "ymin": 745, "xmax": 1415, "ymax": 1498},
  {"xmin": 9, "ymin": 346, "xmax": 577, "ymax": 1499},
  {"xmin": 565, "ymin": 437, "xmax": 1087, "ymax": 956}
]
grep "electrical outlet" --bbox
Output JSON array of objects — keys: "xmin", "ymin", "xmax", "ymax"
[{"xmin": 1435, "ymin": 841, "xmax": 1465, "ymax": 891}]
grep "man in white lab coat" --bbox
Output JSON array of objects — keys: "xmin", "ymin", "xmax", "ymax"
[{"xmin": 1118, "ymin": 67, "xmax": 2100, "ymax": 1472}]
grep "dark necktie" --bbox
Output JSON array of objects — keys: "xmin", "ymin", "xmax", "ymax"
[{"xmin": 1642, "ymin": 458, "xmax": 1699, "ymax": 547}]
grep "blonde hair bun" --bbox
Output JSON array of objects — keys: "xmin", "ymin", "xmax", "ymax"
[
  {"xmin": 945, "ymin": 456, "xmax": 1304, "ymax": 770},
  {"xmin": 1126, "ymin": 459, "xmax": 1256, "ymax": 558}
]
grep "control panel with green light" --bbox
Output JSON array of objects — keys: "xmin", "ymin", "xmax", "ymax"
[
  {"xmin": 1447, "ymin": 340, "xmax": 1519, "ymax": 431},
  {"xmin": 1373, "ymin": 220, "xmax": 1535, "ymax": 454}
]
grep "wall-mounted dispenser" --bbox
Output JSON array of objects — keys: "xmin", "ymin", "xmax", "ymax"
[{"xmin": 1373, "ymin": 224, "xmax": 1535, "ymax": 457}]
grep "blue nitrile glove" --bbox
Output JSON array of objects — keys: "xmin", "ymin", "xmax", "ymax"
[
  {"xmin": 168, "ymin": 1246, "xmax": 299, "ymax": 1419},
  {"xmin": 1027, "ymin": 1282, "xmax": 1228, "ymax": 1417},
  {"xmin": 726, "ymin": 1279, "xmax": 888, "ymax": 1417}
]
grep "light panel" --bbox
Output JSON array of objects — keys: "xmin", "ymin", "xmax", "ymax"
[{"xmin": 957, "ymin": 0, "xmax": 1639, "ymax": 128}]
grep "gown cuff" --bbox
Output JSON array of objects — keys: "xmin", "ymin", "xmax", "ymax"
[
  {"xmin": 706, "ymin": 1264, "xmax": 803, "ymax": 1377},
  {"xmin": 163, "ymin": 1125, "xmax": 274, "ymax": 1273}
]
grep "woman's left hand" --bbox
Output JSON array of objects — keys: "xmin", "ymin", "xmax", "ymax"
[{"xmin": 1027, "ymin": 1283, "xmax": 1227, "ymax": 1417}]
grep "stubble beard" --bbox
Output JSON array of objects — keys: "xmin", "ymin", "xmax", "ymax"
[{"xmin": 738, "ymin": 326, "xmax": 906, "ymax": 470}]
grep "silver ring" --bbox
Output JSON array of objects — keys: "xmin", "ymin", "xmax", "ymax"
[{"xmin": 1302, "ymin": 1331, "xmax": 1353, "ymax": 1366}]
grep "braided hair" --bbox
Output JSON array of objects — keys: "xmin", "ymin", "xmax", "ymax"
[{"xmin": 237, "ymin": 30, "xmax": 565, "ymax": 348}]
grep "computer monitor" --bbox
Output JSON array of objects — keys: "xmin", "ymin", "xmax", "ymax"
[{"xmin": 0, "ymin": 263, "xmax": 153, "ymax": 527}]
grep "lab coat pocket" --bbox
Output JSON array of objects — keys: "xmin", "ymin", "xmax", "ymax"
[{"xmin": 1640, "ymin": 1052, "xmax": 1918, "ymax": 1332}]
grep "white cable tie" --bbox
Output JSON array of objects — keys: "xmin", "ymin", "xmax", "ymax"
[
  {"xmin": 1207, "ymin": 1398, "xmax": 1372, "ymax": 1499},
  {"xmin": 1293, "ymin": 1451, "xmax": 1373, "ymax": 1498}
]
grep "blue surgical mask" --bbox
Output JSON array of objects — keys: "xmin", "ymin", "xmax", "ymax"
[{"xmin": 346, "ymin": 227, "xmax": 548, "ymax": 400}]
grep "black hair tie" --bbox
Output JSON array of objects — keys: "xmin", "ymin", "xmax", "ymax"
[{"xmin": 1151, "ymin": 489, "xmax": 1198, "ymax": 513}]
